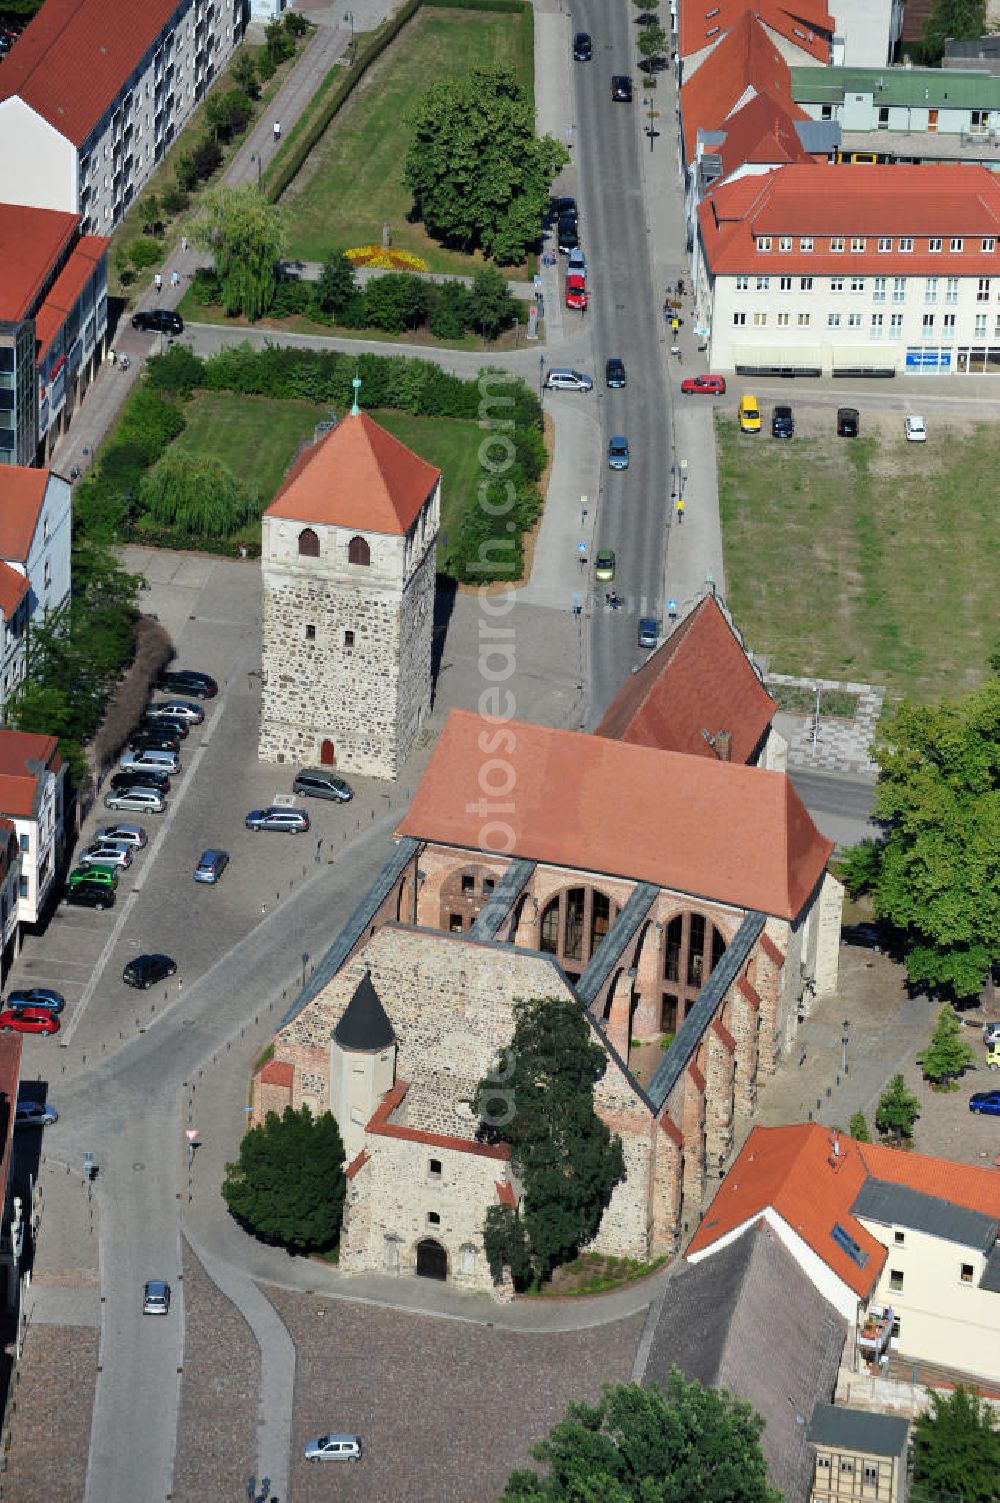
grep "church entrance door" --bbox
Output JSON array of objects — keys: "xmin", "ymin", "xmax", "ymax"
[
  {"xmin": 415, "ymin": 1238, "xmax": 448, "ymax": 1281},
  {"xmin": 320, "ymin": 738, "xmax": 335, "ymax": 765}
]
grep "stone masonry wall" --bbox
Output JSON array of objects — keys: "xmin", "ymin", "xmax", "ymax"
[{"xmin": 395, "ymin": 543, "xmax": 435, "ymax": 770}]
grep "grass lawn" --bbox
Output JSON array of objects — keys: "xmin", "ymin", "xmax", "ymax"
[
  {"xmin": 717, "ymin": 414, "xmax": 1000, "ymax": 701},
  {"xmin": 164, "ymin": 392, "xmax": 485, "ymax": 561},
  {"xmin": 281, "ymin": 5, "xmax": 535, "ymax": 274}
]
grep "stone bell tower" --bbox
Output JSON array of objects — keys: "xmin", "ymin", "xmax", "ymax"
[{"xmin": 259, "ymin": 383, "xmax": 440, "ymax": 779}]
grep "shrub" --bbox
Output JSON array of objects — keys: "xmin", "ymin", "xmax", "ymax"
[
  {"xmin": 269, "ymin": 276, "xmax": 316, "ymax": 318},
  {"xmin": 849, "ymin": 1111, "xmax": 871, "ymax": 1143},
  {"xmin": 161, "ymin": 184, "xmax": 189, "ymax": 216},
  {"xmin": 192, "ymin": 137, "xmax": 224, "ymax": 181},
  {"xmin": 255, "ymin": 50, "xmax": 276, "ymax": 82},
  {"xmin": 466, "ymin": 266, "xmax": 517, "ymax": 338},
  {"xmin": 361, "ymin": 272, "xmax": 429, "ymax": 333},
  {"xmin": 129, "ymin": 237, "xmax": 163, "ymax": 271},
  {"xmin": 191, "ymin": 266, "xmax": 224, "ymax": 306},
  {"xmin": 139, "ymin": 452, "xmax": 258, "ymax": 536},
  {"xmin": 428, "ymin": 281, "xmax": 470, "ymax": 340},
  {"xmin": 232, "ymin": 51, "xmax": 260, "ymax": 99},
  {"xmin": 875, "ymin": 1074, "xmax": 920, "ymax": 1142},
  {"xmin": 146, "ymin": 344, "xmax": 204, "ymax": 398},
  {"xmin": 175, "ymin": 151, "xmax": 199, "ymax": 193},
  {"xmin": 116, "ymin": 385, "xmax": 187, "ymax": 460},
  {"xmin": 315, "ymin": 252, "xmax": 358, "ymax": 317},
  {"xmin": 265, "ymin": 17, "xmax": 295, "ymax": 63}
]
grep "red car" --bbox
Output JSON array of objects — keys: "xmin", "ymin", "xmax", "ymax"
[
  {"xmin": 681, "ymin": 373, "xmax": 727, "ymax": 396},
  {"xmin": 565, "ymin": 273, "xmax": 588, "ymax": 310},
  {"xmin": 0, "ymin": 1005, "xmax": 59, "ymax": 1035}
]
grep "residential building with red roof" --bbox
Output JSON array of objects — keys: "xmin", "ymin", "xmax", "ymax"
[
  {"xmin": 688, "ymin": 1123, "xmax": 1000, "ymax": 1384},
  {"xmin": 0, "ymin": 0, "xmax": 245, "ymax": 232},
  {"xmin": 595, "ymin": 594, "xmax": 784, "ymax": 769},
  {"xmin": 694, "ymin": 162, "xmax": 1000, "ymax": 375},
  {"xmin": 0, "ymin": 201, "xmax": 109, "ymax": 465},
  {"xmin": 0, "ymin": 730, "xmax": 64, "ymax": 926},
  {"xmin": 259, "ymin": 408, "xmax": 441, "ymax": 779}
]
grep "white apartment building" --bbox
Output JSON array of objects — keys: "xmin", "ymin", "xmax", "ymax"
[
  {"xmin": 0, "ymin": 730, "xmax": 64, "ymax": 927},
  {"xmin": 0, "ymin": 466, "xmax": 71, "ymax": 717},
  {"xmin": 0, "ymin": 0, "xmax": 245, "ymax": 232},
  {"xmin": 696, "ymin": 162, "xmax": 1000, "ymax": 374}
]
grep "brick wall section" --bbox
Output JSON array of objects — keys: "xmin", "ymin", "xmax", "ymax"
[
  {"xmin": 704, "ymin": 1023, "xmax": 736, "ymax": 1171},
  {"xmin": 649, "ymin": 1116, "xmax": 684, "ymax": 1257},
  {"xmin": 679, "ymin": 1065, "xmax": 707, "ymax": 1232},
  {"xmin": 755, "ymin": 929, "xmax": 786, "ymax": 1077}
]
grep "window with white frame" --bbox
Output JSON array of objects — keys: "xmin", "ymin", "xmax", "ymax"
[
  {"xmin": 950, "ymin": 237, "xmax": 964, "ymax": 252},
  {"xmin": 851, "ymin": 237, "xmax": 865, "ymax": 252},
  {"xmin": 756, "ymin": 236, "xmax": 772, "ymax": 251},
  {"xmin": 830, "ymin": 236, "xmax": 844, "ymax": 252},
  {"xmin": 995, "ymin": 313, "xmax": 1000, "ymax": 336},
  {"xmin": 848, "ymin": 312, "xmax": 862, "ymax": 327},
  {"xmin": 733, "ymin": 311, "xmax": 747, "ymax": 326},
  {"xmin": 800, "ymin": 275, "xmax": 813, "ymax": 290},
  {"xmin": 850, "ymin": 276, "xmax": 865, "ymax": 293},
  {"xmin": 779, "ymin": 275, "xmax": 792, "ymax": 291},
  {"xmin": 925, "ymin": 277, "xmax": 938, "ymax": 303},
  {"xmin": 871, "ymin": 313, "xmax": 883, "ymax": 336},
  {"xmin": 890, "ymin": 313, "xmax": 903, "ymax": 331},
  {"xmin": 943, "ymin": 312, "xmax": 956, "ymax": 331},
  {"xmin": 946, "ymin": 276, "xmax": 959, "ymax": 303},
  {"xmin": 873, "ymin": 277, "xmax": 886, "ymax": 302},
  {"xmin": 893, "ymin": 278, "xmax": 906, "ymax": 303},
  {"xmin": 752, "ymin": 311, "xmax": 767, "ymax": 326},
  {"xmin": 878, "ymin": 237, "xmax": 892, "ymax": 252},
  {"xmin": 978, "ymin": 278, "xmax": 991, "ymax": 302},
  {"xmin": 797, "ymin": 312, "xmax": 811, "ymax": 326},
  {"xmin": 983, "ymin": 237, "xmax": 996, "ymax": 252},
  {"xmin": 800, "ymin": 236, "xmax": 813, "ymax": 252},
  {"xmin": 736, "ymin": 275, "xmax": 749, "ymax": 291},
  {"xmin": 828, "ymin": 312, "xmax": 841, "ymax": 327},
  {"xmin": 922, "ymin": 312, "xmax": 935, "ymax": 336},
  {"xmin": 756, "ymin": 275, "xmax": 770, "ymax": 290},
  {"xmin": 830, "ymin": 276, "xmax": 844, "ymax": 293},
  {"xmin": 975, "ymin": 313, "xmax": 988, "ymax": 336},
  {"xmin": 928, "ymin": 237, "xmax": 943, "ymax": 252},
  {"xmin": 779, "ymin": 236, "xmax": 792, "ymax": 251},
  {"xmin": 776, "ymin": 311, "xmax": 789, "ymax": 326},
  {"xmin": 899, "ymin": 236, "xmax": 913, "ymax": 253}
]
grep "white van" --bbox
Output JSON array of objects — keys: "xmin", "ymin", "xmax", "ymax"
[{"xmin": 119, "ymin": 748, "xmax": 180, "ymax": 775}]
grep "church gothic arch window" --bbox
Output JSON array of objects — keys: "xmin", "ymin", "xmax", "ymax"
[
  {"xmin": 537, "ymin": 886, "xmax": 619, "ymax": 980},
  {"xmin": 348, "ymin": 534, "xmax": 370, "ymax": 566},
  {"xmin": 298, "ymin": 527, "xmax": 320, "ymax": 557},
  {"xmin": 660, "ymin": 911, "xmax": 728, "ymax": 1034}
]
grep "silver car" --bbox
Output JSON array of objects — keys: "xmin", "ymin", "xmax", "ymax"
[
  {"xmin": 104, "ymin": 788, "xmax": 166, "ymax": 814},
  {"xmin": 80, "ymin": 842, "xmax": 133, "ymax": 870},
  {"xmin": 94, "ymin": 823, "xmax": 147, "ymax": 849},
  {"xmin": 304, "ymin": 1433, "xmax": 362, "ymax": 1462},
  {"xmin": 143, "ymin": 1280, "xmax": 170, "ymax": 1315}
]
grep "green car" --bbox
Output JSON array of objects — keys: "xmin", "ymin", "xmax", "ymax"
[
  {"xmin": 67, "ymin": 865, "xmax": 117, "ymax": 890},
  {"xmin": 594, "ymin": 549, "xmax": 616, "ymax": 582}
]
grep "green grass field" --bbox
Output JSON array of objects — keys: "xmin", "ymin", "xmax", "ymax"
[
  {"xmin": 165, "ymin": 391, "xmax": 484, "ymax": 559},
  {"xmin": 717, "ymin": 415, "xmax": 1000, "ymax": 702},
  {"xmin": 281, "ymin": 5, "xmax": 535, "ymax": 273}
]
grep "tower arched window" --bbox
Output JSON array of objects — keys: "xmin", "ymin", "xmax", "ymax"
[
  {"xmin": 298, "ymin": 527, "xmax": 320, "ymax": 557},
  {"xmin": 348, "ymin": 535, "xmax": 370, "ymax": 566}
]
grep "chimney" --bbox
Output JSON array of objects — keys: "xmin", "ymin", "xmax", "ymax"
[{"xmin": 714, "ymin": 730, "xmax": 732, "ymax": 762}]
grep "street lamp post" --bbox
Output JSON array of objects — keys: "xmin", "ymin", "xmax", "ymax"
[
  {"xmin": 841, "ymin": 1020, "xmax": 850, "ymax": 1075},
  {"xmin": 538, "ymin": 354, "xmax": 545, "ymax": 400}
]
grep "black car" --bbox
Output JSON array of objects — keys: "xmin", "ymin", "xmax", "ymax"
[
  {"xmin": 606, "ymin": 358, "xmax": 627, "ymax": 389},
  {"xmin": 557, "ymin": 218, "xmax": 579, "ymax": 254},
  {"xmin": 612, "ymin": 75, "xmax": 633, "ymax": 102},
  {"xmin": 129, "ymin": 730, "xmax": 181, "ymax": 754},
  {"xmin": 140, "ymin": 713, "xmax": 188, "ymax": 740},
  {"xmin": 553, "ymin": 196, "xmax": 577, "ymax": 225},
  {"xmin": 772, "ymin": 405, "xmax": 794, "ymax": 439},
  {"xmin": 158, "ymin": 669, "xmax": 218, "ymax": 699},
  {"xmin": 65, "ymin": 882, "xmax": 116, "ymax": 911},
  {"xmin": 842, "ymin": 922, "xmax": 886, "ymax": 953},
  {"xmin": 110, "ymin": 769, "xmax": 170, "ymax": 794},
  {"xmin": 573, "ymin": 31, "xmax": 592, "ymax": 60},
  {"xmin": 837, "ymin": 406, "xmax": 859, "ymax": 438},
  {"xmin": 131, "ymin": 309, "xmax": 184, "ymax": 336},
  {"xmin": 123, "ymin": 954, "xmax": 177, "ymax": 988}
]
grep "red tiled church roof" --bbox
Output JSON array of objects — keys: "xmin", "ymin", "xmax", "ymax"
[
  {"xmin": 596, "ymin": 596, "xmax": 777, "ymax": 764},
  {"xmin": 397, "ymin": 710, "xmax": 833, "ymax": 921},
  {"xmin": 266, "ymin": 412, "xmax": 440, "ymax": 537}
]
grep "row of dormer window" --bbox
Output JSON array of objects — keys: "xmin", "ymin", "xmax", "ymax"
[{"xmin": 753, "ymin": 234, "xmax": 996, "ymax": 254}]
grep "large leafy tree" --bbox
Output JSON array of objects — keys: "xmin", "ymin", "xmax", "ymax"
[
  {"xmin": 191, "ymin": 184, "xmax": 287, "ymax": 320},
  {"xmin": 404, "ymin": 66, "xmax": 568, "ymax": 265},
  {"xmin": 501, "ymin": 1374, "xmax": 782, "ymax": 1503},
  {"xmin": 846, "ymin": 675, "xmax": 1000, "ymax": 1000},
  {"xmin": 222, "ymin": 1105, "xmax": 346, "ymax": 1253},
  {"xmin": 913, "ymin": 1387, "xmax": 1000, "ymax": 1503},
  {"xmin": 474, "ymin": 997, "xmax": 624, "ymax": 1290},
  {"xmin": 139, "ymin": 452, "xmax": 257, "ymax": 537}
]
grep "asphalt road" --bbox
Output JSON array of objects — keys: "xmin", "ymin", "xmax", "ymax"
[
  {"xmin": 787, "ymin": 767, "xmax": 879, "ymax": 850},
  {"xmin": 571, "ymin": 6, "xmax": 672, "ymax": 725}
]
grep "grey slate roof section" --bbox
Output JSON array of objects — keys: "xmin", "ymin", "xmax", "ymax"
[
  {"xmin": 981, "ymin": 1242, "xmax": 1000, "ymax": 1292},
  {"xmin": 647, "ymin": 910, "xmax": 766, "ymax": 1112},
  {"xmin": 641, "ymin": 1221, "xmax": 847, "ymax": 1503},
  {"xmin": 796, "ymin": 119, "xmax": 840, "ymax": 153},
  {"xmin": 576, "ymin": 882, "xmax": 658, "ymax": 1008},
  {"xmin": 852, "ymin": 1178, "xmax": 999, "ymax": 1253},
  {"xmin": 279, "ymin": 836, "xmax": 419, "ymax": 1028},
  {"xmin": 468, "ymin": 858, "xmax": 536, "ymax": 941},
  {"xmin": 333, "ymin": 970, "xmax": 396, "ymax": 1052},
  {"xmin": 808, "ymin": 1402, "xmax": 908, "ymax": 1457}
]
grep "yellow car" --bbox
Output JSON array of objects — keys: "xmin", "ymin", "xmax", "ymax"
[
  {"xmin": 738, "ymin": 394, "xmax": 761, "ymax": 433},
  {"xmin": 594, "ymin": 549, "xmax": 616, "ymax": 581}
]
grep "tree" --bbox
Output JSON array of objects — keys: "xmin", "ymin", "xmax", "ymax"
[
  {"xmin": 913, "ymin": 1387, "xmax": 1000, "ymax": 1503},
  {"xmin": 139, "ymin": 452, "xmax": 257, "ymax": 537},
  {"xmin": 835, "ymin": 837, "xmax": 882, "ymax": 900},
  {"xmin": 361, "ymin": 272, "xmax": 428, "ymax": 333},
  {"xmin": 846, "ymin": 675, "xmax": 1000, "ymax": 1001},
  {"xmin": 404, "ymin": 66, "xmax": 568, "ymax": 265},
  {"xmin": 222, "ymin": 1105, "xmax": 346, "ymax": 1253},
  {"xmin": 918, "ymin": 1005, "xmax": 974, "ymax": 1088},
  {"xmin": 206, "ymin": 87, "xmax": 252, "ymax": 142},
  {"xmin": 922, "ymin": 0, "xmax": 985, "ymax": 63},
  {"xmin": 140, "ymin": 193, "xmax": 163, "ymax": 237},
  {"xmin": 473, "ymin": 997, "xmax": 624, "ymax": 1290},
  {"xmin": 638, "ymin": 23, "xmax": 668, "ymax": 60},
  {"xmin": 129, "ymin": 237, "xmax": 162, "ymax": 271},
  {"xmin": 849, "ymin": 1111, "xmax": 871, "ymax": 1142},
  {"xmin": 231, "ymin": 50, "xmax": 260, "ymax": 99},
  {"xmin": 316, "ymin": 252, "xmax": 358, "ymax": 317},
  {"xmin": 466, "ymin": 266, "xmax": 516, "ymax": 339},
  {"xmin": 501, "ymin": 1374, "xmax": 782, "ymax": 1503},
  {"xmin": 190, "ymin": 183, "xmax": 287, "ymax": 319},
  {"xmin": 875, "ymin": 1073, "xmax": 920, "ymax": 1142}
]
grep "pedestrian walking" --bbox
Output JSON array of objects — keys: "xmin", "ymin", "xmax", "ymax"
[
  {"xmin": 676, "ymin": 497, "xmax": 685, "ymax": 523},
  {"xmin": 154, "ymin": 272, "xmax": 162, "ymax": 294},
  {"xmin": 108, "ymin": 347, "xmax": 116, "ymax": 366},
  {"xmin": 261, "ymin": 900, "xmax": 267, "ymax": 916},
  {"xmin": 181, "ymin": 235, "xmax": 188, "ymax": 254},
  {"xmin": 273, "ymin": 120, "xmax": 281, "ymax": 142},
  {"xmin": 170, "ymin": 269, "xmax": 180, "ymax": 289}
]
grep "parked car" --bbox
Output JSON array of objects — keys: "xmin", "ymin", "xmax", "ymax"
[
  {"xmin": 841, "ymin": 922, "xmax": 886, "ymax": 952},
  {"xmin": 65, "ymin": 882, "xmax": 116, "ymax": 910},
  {"xmin": 771, "ymin": 404, "xmax": 794, "ymax": 439},
  {"xmin": 638, "ymin": 617, "xmax": 659, "ymax": 649},
  {"xmin": 552, "ymin": 196, "xmax": 577, "ymax": 225},
  {"xmin": 80, "ymin": 841, "xmax": 133, "ymax": 870},
  {"xmin": 565, "ymin": 274, "xmax": 588, "ymax": 310},
  {"xmin": 94, "ymin": 823, "xmax": 147, "ymax": 850},
  {"xmin": 194, "ymin": 849, "xmax": 229, "ymax": 884},
  {"xmin": 738, "ymin": 394, "xmax": 762, "ymax": 433},
  {"xmin": 15, "ymin": 1100, "xmax": 58, "ymax": 1126},
  {"xmin": 837, "ymin": 406, "xmax": 859, "ymax": 438},
  {"xmin": 611, "ymin": 74, "xmax": 633, "ymax": 101},
  {"xmin": 904, "ymin": 414, "xmax": 926, "ymax": 443},
  {"xmin": 7, "ymin": 987, "xmax": 64, "ymax": 1014},
  {"xmin": 245, "ymin": 807, "xmax": 311, "ymax": 834},
  {"xmin": 969, "ymin": 1090, "xmax": 1000, "ymax": 1116},
  {"xmin": 608, "ymin": 435, "xmax": 630, "ymax": 471},
  {"xmin": 572, "ymin": 30, "xmax": 592, "ymax": 60},
  {"xmin": 140, "ymin": 712, "xmax": 188, "ymax": 739},
  {"xmin": 0, "ymin": 1006, "xmax": 59, "ymax": 1035},
  {"xmin": 146, "ymin": 699, "xmax": 204, "ymax": 725},
  {"xmin": 304, "ymin": 1434, "xmax": 363, "ymax": 1462},
  {"xmin": 292, "ymin": 770, "xmax": 354, "ymax": 802},
  {"xmin": 129, "ymin": 730, "xmax": 181, "ymax": 755},
  {"xmin": 681, "ymin": 374, "xmax": 726, "ymax": 396},
  {"xmin": 545, "ymin": 368, "xmax": 593, "ymax": 393},
  {"xmin": 119, "ymin": 748, "xmax": 180, "ymax": 776},
  {"xmin": 157, "ymin": 669, "xmax": 218, "ymax": 698},
  {"xmin": 143, "ymin": 1280, "xmax": 171, "ymax": 1315},
  {"xmin": 110, "ymin": 769, "xmax": 170, "ymax": 794},
  {"xmin": 68, "ymin": 865, "xmax": 117, "ymax": 890},
  {"xmin": 132, "ymin": 309, "xmax": 183, "ymax": 336},
  {"xmin": 605, "ymin": 357, "xmax": 627, "ymax": 389},
  {"xmin": 557, "ymin": 218, "xmax": 579, "ymax": 254},
  {"xmin": 123, "ymin": 954, "xmax": 177, "ymax": 989},
  {"xmin": 103, "ymin": 787, "xmax": 166, "ymax": 815},
  {"xmin": 594, "ymin": 549, "xmax": 616, "ymax": 582},
  {"xmin": 983, "ymin": 1022, "xmax": 1000, "ymax": 1045},
  {"xmin": 567, "ymin": 247, "xmax": 587, "ymax": 277}
]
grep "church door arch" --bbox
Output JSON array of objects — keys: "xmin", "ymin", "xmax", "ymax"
[
  {"xmin": 320, "ymin": 739, "xmax": 335, "ymax": 765},
  {"xmin": 416, "ymin": 1238, "xmax": 448, "ymax": 1281}
]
